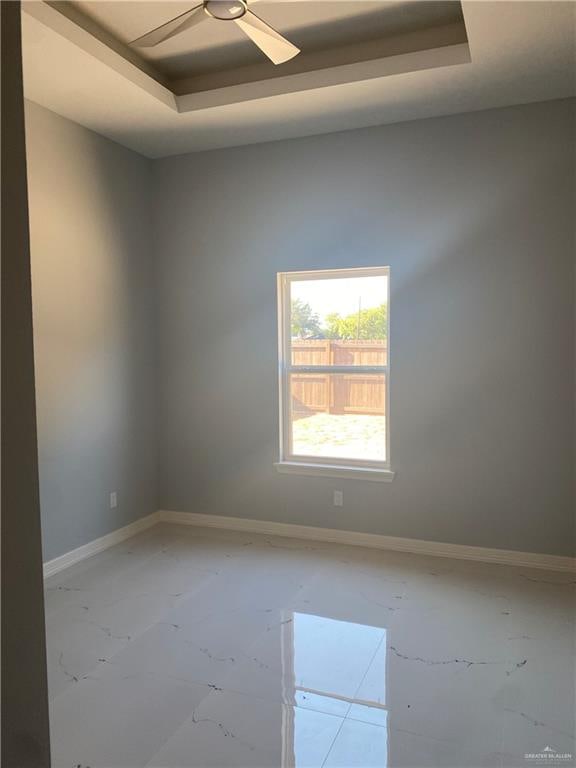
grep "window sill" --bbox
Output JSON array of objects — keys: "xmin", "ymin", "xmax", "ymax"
[{"xmin": 274, "ymin": 462, "xmax": 395, "ymax": 482}]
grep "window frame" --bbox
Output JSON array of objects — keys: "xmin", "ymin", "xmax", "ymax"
[{"xmin": 276, "ymin": 266, "xmax": 393, "ymax": 480}]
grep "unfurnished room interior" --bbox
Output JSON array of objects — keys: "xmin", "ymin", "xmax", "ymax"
[{"xmin": 1, "ymin": 1, "xmax": 576, "ymax": 767}]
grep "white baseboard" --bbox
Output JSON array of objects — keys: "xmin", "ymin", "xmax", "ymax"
[
  {"xmin": 43, "ymin": 508, "xmax": 575, "ymax": 579},
  {"xmin": 158, "ymin": 510, "xmax": 576, "ymax": 573},
  {"xmin": 43, "ymin": 512, "xmax": 160, "ymax": 579}
]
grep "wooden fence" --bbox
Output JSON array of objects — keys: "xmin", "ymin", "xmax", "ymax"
[{"xmin": 291, "ymin": 340, "xmax": 386, "ymax": 417}]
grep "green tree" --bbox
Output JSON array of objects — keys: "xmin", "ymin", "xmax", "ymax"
[
  {"xmin": 291, "ymin": 298, "xmax": 322, "ymax": 338},
  {"xmin": 324, "ymin": 303, "xmax": 387, "ymax": 340}
]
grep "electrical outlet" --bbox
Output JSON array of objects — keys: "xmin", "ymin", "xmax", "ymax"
[
  {"xmin": 109, "ymin": 491, "xmax": 118, "ymax": 509},
  {"xmin": 333, "ymin": 490, "xmax": 343, "ymax": 507}
]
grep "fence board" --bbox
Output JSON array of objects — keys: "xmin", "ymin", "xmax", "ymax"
[{"xmin": 291, "ymin": 340, "xmax": 387, "ymax": 416}]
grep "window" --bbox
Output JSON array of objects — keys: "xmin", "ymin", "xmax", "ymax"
[{"xmin": 276, "ymin": 267, "xmax": 393, "ymax": 480}]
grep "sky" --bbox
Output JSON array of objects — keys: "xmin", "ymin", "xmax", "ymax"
[{"xmin": 291, "ymin": 275, "xmax": 388, "ymax": 322}]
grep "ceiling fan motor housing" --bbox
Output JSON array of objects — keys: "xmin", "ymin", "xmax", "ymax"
[
  {"xmin": 204, "ymin": 1, "xmax": 248, "ymax": 21},
  {"xmin": 131, "ymin": 0, "xmax": 299, "ymax": 66}
]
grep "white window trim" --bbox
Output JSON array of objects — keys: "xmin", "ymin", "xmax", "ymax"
[{"xmin": 276, "ymin": 266, "xmax": 393, "ymax": 480}]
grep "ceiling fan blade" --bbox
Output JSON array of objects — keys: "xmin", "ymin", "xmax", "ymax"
[
  {"xmin": 131, "ymin": 4, "xmax": 205, "ymax": 48},
  {"xmin": 234, "ymin": 10, "xmax": 300, "ymax": 64}
]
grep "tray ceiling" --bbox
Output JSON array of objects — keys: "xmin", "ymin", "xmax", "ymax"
[
  {"xmin": 22, "ymin": 1, "xmax": 576, "ymax": 157},
  {"xmin": 69, "ymin": 1, "xmax": 465, "ymax": 79}
]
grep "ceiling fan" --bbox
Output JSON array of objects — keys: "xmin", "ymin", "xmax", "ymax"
[{"xmin": 131, "ymin": 0, "xmax": 300, "ymax": 65}]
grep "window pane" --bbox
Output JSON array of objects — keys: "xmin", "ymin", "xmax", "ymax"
[
  {"xmin": 290, "ymin": 275, "xmax": 387, "ymax": 366},
  {"xmin": 290, "ymin": 373, "xmax": 386, "ymax": 462}
]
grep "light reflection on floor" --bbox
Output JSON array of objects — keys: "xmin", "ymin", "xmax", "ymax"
[
  {"xmin": 44, "ymin": 525, "xmax": 575, "ymax": 768},
  {"xmin": 285, "ymin": 612, "xmax": 388, "ymax": 767}
]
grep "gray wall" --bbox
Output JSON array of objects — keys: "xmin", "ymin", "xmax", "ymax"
[
  {"xmin": 154, "ymin": 99, "xmax": 575, "ymax": 557},
  {"xmin": 2, "ymin": 4, "xmax": 51, "ymax": 764},
  {"xmin": 25, "ymin": 101, "xmax": 158, "ymax": 562}
]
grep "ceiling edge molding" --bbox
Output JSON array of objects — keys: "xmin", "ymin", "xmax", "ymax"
[
  {"xmin": 177, "ymin": 41, "xmax": 471, "ymax": 113},
  {"xmin": 22, "ymin": 1, "xmax": 177, "ymax": 111},
  {"xmin": 47, "ymin": 1, "xmax": 172, "ymax": 88}
]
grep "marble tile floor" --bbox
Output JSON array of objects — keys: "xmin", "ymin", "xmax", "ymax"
[{"xmin": 44, "ymin": 523, "xmax": 576, "ymax": 768}]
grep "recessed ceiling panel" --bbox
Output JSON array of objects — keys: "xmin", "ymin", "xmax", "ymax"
[
  {"xmin": 22, "ymin": 1, "xmax": 576, "ymax": 157},
  {"xmin": 70, "ymin": 0, "xmax": 465, "ymax": 79}
]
